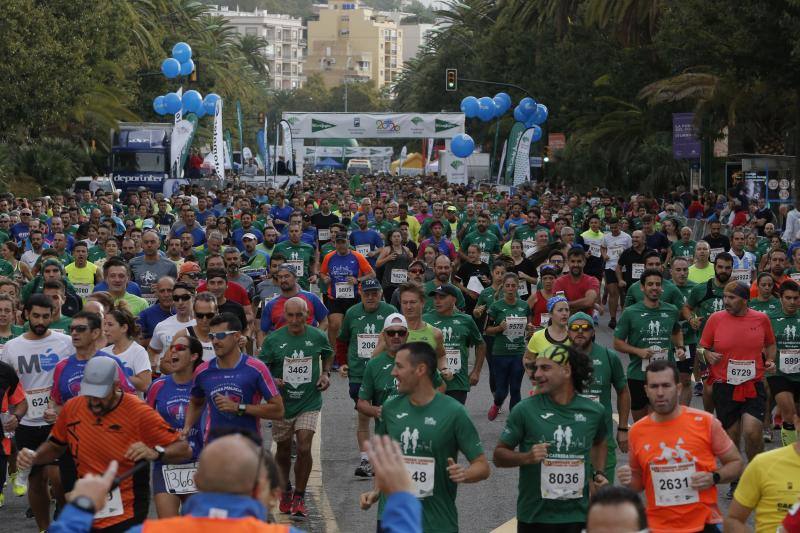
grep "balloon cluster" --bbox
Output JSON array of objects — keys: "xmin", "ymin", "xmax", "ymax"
[
  {"xmin": 513, "ymin": 98, "xmax": 547, "ymax": 141},
  {"xmin": 460, "ymin": 92, "xmax": 512, "ymax": 122},
  {"xmin": 152, "ymin": 42, "xmax": 222, "ymax": 119}
]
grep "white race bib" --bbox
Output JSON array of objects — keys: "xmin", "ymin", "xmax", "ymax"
[
  {"xmin": 335, "ymin": 282, "xmax": 355, "ymax": 299},
  {"xmin": 403, "ymin": 456, "xmax": 435, "ymax": 498},
  {"xmin": 541, "ymin": 458, "xmax": 584, "ymax": 500},
  {"xmin": 286, "ymin": 260, "xmax": 304, "ymax": 277},
  {"xmin": 539, "ymin": 313, "xmax": 550, "ymax": 326},
  {"xmin": 74, "ymin": 284, "xmax": 92, "ymax": 298},
  {"xmin": 480, "ymin": 252, "xmax": 490, "ymax": 264},
  {"xmin": 162, "ymin": 463, "xmax": 198, "ymax": 495},
  {"xmin": 356, "ymin": 244, "xmax": 371, "ymax": 256},
  {"xmin": 631, "ymin": 263, "xmax": 644, "ymax": 280},
  {"xmin": 731, "ymin": 268, "xmax": 751, "ymax": 284},
  {"xmin": 791, "ymin": 273, "xmax": 800, "ymax": 283},
  {"xmin": 357, "ymin": 334, "xmax": 379, "ymax": 359},
  {"xmin": 390, "ymin": 269, "xmax": 408, "ymax": 284},
  {"xmin": 505, "ymin": 316, "xmax": 527, "ymax": 339},
  {"xmin": 608, "ymin": 246, "xmax": 624, "ymax": 261},
  {"xmin": 522, "ymin": 239, "xmax": 536, "ymax": 255},
  {"xmin": 650, "ymin": 462, "xmax": 699, "ymax": 507},
  {"xmin": 445, "ymin": 347, "xmax": 461, "ymax": 373},
  {"xmin": 780, "ymin": 349, "xmax": 800, "ymax": 374},
  {"xmin": 517, "ymin": 283, "xmax": 529, "ymax": 297},
  {"xmin": 284, "ymin": 357, "xmax": 313, "ymax": 386},
  {"xmin": 710, "ymin": 248, "xmax": 724, "ymax": 262},
  {"xmin": 589, "ymin": 243, "xmax": 601, "ymax": 258},
  {"xmin": 642, "ymin": 346, "xmax": 668, "ymax": 371},
  {"xmin": 143, "ymin": 294, "xmax": 158, "ymax": 306},
  {"xmin": 94, "ymin": 487, "xmax": 124, "ymax": 519},
  {"xmin": 727, "ymin": 359, "xmax": 756, "ymax": 385},
  {"xmin": 159, "ymin": 225, "xmax": 170, "ymax": 237},
  {"xmin": 25, "ymin": 387, "xmax": 51, "ymax": 420},
  {"xmin": 318, "ymin": 228, "xmax": 331, "ymax": 242}
]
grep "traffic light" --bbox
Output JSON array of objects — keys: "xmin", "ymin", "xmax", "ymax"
[{"xmin": 446, "ymin": 68, "xmax": 457, "ymax": 91}]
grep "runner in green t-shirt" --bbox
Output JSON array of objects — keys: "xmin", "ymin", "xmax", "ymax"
[
  {"xmin": 423, "ymin": 284, "xmax": 485, "ymax": 404},
  {"xmin": 494, "ymin": 344, "xmax": 608, "ymax": 529},
  {"xmin": 0, "ymin": 294, "xmax": 23, "ymax": 347},
  {"xmin": 687, "ymin": 253, "xmax": 732, "ymax": 345},
  {"xmin": 623, "ymin": 251, "xmax": 688, "ymax": 312},
  {"xmin": 750, "ymin": 272, "xmax": 780, "ymax": 315},
  {"xmin": 272, "ymin": 224, "xmax": 317, "ymax": 290},
  {"xmin": 671, "ymin": 257, "xmax": 702, "ymax": 405},
  {"xmin": 766, "ymin": 280, "xmax": 800, "ymax": 446},
  {"xmin": 338, "ymin": 283, "xmax": 397, "ymax": 477},
  {"xmin": 459, "ymin": 213, "xmax": 501, "ymax": 264},
  {"xmin": 666, "ymin": 227, "xmax": 696, "ymax": 267},
  {"xmin": 613, "ymin": 269, "xmax": 684, "ymax": 422},
  {"xmin": 362, "ymin": 341, "xmax": 489, "ymax": 533}
]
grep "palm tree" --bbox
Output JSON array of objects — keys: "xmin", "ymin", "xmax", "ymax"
[{"xmin": 236, "ymin": 34, "xmax": 271, "ymax": 80}]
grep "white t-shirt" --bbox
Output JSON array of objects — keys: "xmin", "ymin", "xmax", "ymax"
[
  {"xmin": 1, "ymin": 332, "xmax": 73, "ymax": 426},
  {"xmin": 20, "ymin": 250, "xmax": 41, "ymax": 270},
  {"xmin": 105, "ymin": 342, "xmax": 151, "ymax": 377},
  {"xmin": 149, "ymin": 316, "xmax": 197, "ymax": 362},
  {"xmin": 602, "ymin": 231, "xmax": 632, "ymax": 270}
]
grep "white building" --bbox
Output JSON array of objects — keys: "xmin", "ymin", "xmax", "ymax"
[
  {"xmin": 210, "ymin": 5, "xmax": 306, "ymax": 90},
  {"xmin": 399, "ymin": 22, "xmax": 435, "ymax": 63}
]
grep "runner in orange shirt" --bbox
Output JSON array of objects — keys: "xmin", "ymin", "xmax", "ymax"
[{"xmin": 617, "ymin": 360, "xmax": 743, "ymax": 533}]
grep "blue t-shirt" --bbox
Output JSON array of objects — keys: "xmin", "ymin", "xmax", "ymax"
[
  {"xmin": 260, "ymin": 291, "xmax": 329, "ymax": 333},
  {"xmin": 349, "ymin": 229, "xmax": 383, "ymax": 266},
  {"xmin": 190, "ymin": 354, "xmax": 280, "ymax": 442},
  {"xmin": 147, "ymin": 375, "xmax": 203, "ymax": 460},
  {"xmin": 232, "ymin": 227, "xmax": 264, "ymax": 251},
  {"xmin": 270, "ymin": 204, "xmax": 294, "ymax": 230},
  {"xmin": 11, "ymin": 222, "xmax": 30, "ymax": 243},
  {"xmin": 323, "ymin": 251, "xmax": 370, "ymax": 298},
  {"xmin": 173, "ymin": 224, "xmax": 206, "ymax": 246},
  {"xmin": 137, "ymin": 303, "xmax": 174, "ymax": 339},
  {"xmin": 93, "ymin": 280, "xmax": 142, "ymax": 296},
  {"xmin": 51, "ymin": 352, "xmax": 135, "ymax": 405}
]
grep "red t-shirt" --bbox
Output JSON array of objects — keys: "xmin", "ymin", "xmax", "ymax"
[
  {"xmin": 700, "ymin": 308, "xmax": 775, "ymax": 383},
  {"xmin": 552, "ymin": 273, "xmax": 599, "ymax": 313},
  {"xmin": 197, "ymin": 280, "xmax": 251, "ymax": 306}
]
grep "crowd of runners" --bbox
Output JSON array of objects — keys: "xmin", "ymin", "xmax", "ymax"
[{"xmin": 0, "ymin": 173, "xmax": 797, "ymax": 532}]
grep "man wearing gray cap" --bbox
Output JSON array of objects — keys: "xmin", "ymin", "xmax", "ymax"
[{"xmin": 18, "ymin": 356, "xmax": 191, "ymax": 531}]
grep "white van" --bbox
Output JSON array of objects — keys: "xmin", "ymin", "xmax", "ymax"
[{"xmin": 346, "ymin": 159, "xmax": 372, "ymax": 175}]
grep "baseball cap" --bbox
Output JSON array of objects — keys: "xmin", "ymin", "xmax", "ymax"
[
  {"xmin": 275, "ymin": 264, "xmax": 297, "ymax": 277},
  {"xmin": 242, "ymin": 232, "xmax": 257, "ymax": 241},
  {"xmin": 361, "ymin": 279, "xmax": 382, "ymax": 292},
  {"xmin": 383, "ymin": 313, "xmax": 408, "ymax": 331},
  {"xmin": 80, "ymin": 357, "xmax": 119, "ymax": 398},
  {"xmin": 0, "ymin": 214, "xmax": 9, "ymax": 221},
  {"xmin": 142, "ymin": 220, "xmax": 155, "ymax": 229},
  {"xmin": 446, "ymin": 205, "xmax": 457, "ymax": 212},
  {"xmin": 568, "ymin": 312, "xmax": 594, "ymax": 326},
  {"xmin": 428, "ymin": 284, "xmax": 459, "ymax": 298},
  {"xmin": 334, "ymin": 234, "xmax": 348, "ymax": 242},
  {"xmin": 430, "ymin": 219, "xmax": 443, "ymax": 228},
  {"xmin": 179, "ymin": 261, "xmax": 200, "ymax": 274}
]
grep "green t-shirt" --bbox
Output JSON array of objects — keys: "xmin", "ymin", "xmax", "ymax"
[
  {"xmin": 487, "ymin": 298, "xmax": 531, "ymax": 355},
  {"xmin": 674, "ymin": 281, "xmax": 699, "ymax": 344},
  {"xmin": 378, "ymin": 393, "xmax": 484, "ymax": 533},
  {"xmin": 624, "ymin": 278, "xmax": 686, "ymax": 310},
  {"xmin": 460, "ymin": 230, "xmax": 500, "ymax": 260},
  {"xmin": 751, "ymin": 297, "xmax": 780, "ymax": 315},
  {"xmin": 614, "ymin": 301, "xmax": 680, "ymax": 381},
  {"xmin": 768, "ymin": 308, "xmax": 800, "ymax": 382},
  {"xmin": 87, "ymin": 245, "xmax": 106, "ymax": 263},
  {"xmin": 422, "ymin": 280, "xmax": 466, "ymax": 314},
  {"xmin": 23, "ymin": 315, "xmax": 72, "ymax": 335},
  {"xmin": 260, "ymin": 325, "xmax": 332, "ymax": 419},
  {"xmin": 582, "ymin": 344, "xmax": 627, "ymax": 451},
  {"xmin": 241, "ymin": 251, "xmax": 269, "ymax": 279},
  {"xmin": 670, "ymin": 240, "xmax": 696, "ymax": 261},
  {"xmin": 359, "ymin": 351, "xmax": 400, "ymax": 432},
  {"xmin": 0, "ymin": 230, "xmax": 9, "ymax": 245},
  {"xmin": 272, "ymin": 241, "xmax": 316, "ymax": 290},
  {"xmin": 499, "ymin": 393, "xmax": 606, "ymax": 524},
  {"xmin": 0, "ymin": 258, "xmax": 13, "ymax": 278},
  {"xmin": 369, "ymin": 219, "xmax": 396, "ymax": 239},
  {"xmin": 0, "ymin": 325, "xmax": 25, "ymax": 347},
  {"xmin": 424, "ymin": 310, "xmax": 483, "ymax": 392},
  {"xmin": 419, "ymin": 217, "xmax": 452, "ymax": 240},
  {"xmin": 687, "ymin": 279, "xmax": 725, "ymax": 335},
  {"xmin": 338, "ymin": 301, "xmax": 397, "ymax": 384},
  {"xmin": 115, "ymin": 293, "xmax": 149, "ymax": 316}
]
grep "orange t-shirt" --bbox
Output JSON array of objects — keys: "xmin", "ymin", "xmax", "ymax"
[
  {"xmin": 629, "ymin": 406, "xmax": 734, "ymax": 533},
  {"xmin": 700, "ymin": 308, "xmax": 775, "ymax": 383},
  {"xmin": 143, "ymin": 517, "xmax": 289, "ymax": 533},
  {"xmin": 2, "ymin": 382, "xmax": 24, "ymax": 455},
  {"xmin": 319, "ymin": 250, "xmax": 374, "ymax": 299},
  {"xmin": 50, "ymin": 393, "xmax": 180, "ymax": 529}
]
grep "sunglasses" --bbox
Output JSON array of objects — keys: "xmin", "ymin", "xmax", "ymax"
[
  {"xmin": 169, "ymin": 343, "xmax": 188, "ymax": 352},
  {"xmin": 209, "ymin": 330, "xmax": 238, "ymax": 341},
  {"xmin": 385, "ymin": 329, "xmax": 407, "ymax": 337},
  {"xmin": 195, "ymin": 312, "xmax": 215, "ymax": 319},
  {"xmin": 408, "ymin": 269, "xmax": 424, "ymax": 275},
  {"xmin": 69, "ymin": 325, "xmax": 90, "ymax": 333},
  {"xmin": 173, "ymin": 293, "xmax": 192, "ymax": 301},
  {"xmin": 568, "ymin": 324, "xmax": 593, "ymax": 332},
  {"xmin": 182, "ymin": 272, "xmax": 201, "ymax": 279}
]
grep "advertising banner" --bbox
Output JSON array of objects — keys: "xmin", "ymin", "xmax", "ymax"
[
  {"xmin": 504, "ymin": 122, "xmax": 527, "ymax": 180},
  {"xmin": 673, "ymin": 113, "xmax": 701, "ymax": 159},
  {"xmin": 212, "ymin": 99, "xmax": 224, "ymax": 177},
  {"xmin": 170, "ymin": 114, "xmax": 198, "ymax": 179},
  {"xmin": 282, "ymin": 113, "xmax": 465, "ymax": 139},
  {"xmin": 512, "ymin": 128, "xmax": 534, "ymax": 185}
]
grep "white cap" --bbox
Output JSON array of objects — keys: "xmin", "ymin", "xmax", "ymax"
[
  {"xmin": 383, "ymin": 313, "xmax": 408, "ymax": 331},
  {"xmin": 243, "ymin": 232, "xmax": 257, "ymax": 240}
]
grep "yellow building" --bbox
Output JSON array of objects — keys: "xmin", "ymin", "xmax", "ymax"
[{"xmin": 307, "ymin": 1, "xmax": 403, "ymax": 90}]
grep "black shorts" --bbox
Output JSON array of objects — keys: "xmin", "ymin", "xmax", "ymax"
[
  {"xmin": 604, "ymin": 269, "xmax": 618, "ymax": 284},
  {"xmin": 712, "ymin": 381, "xmax": 767, "ymax": 429},
  {"xmin": 16, "ymin": 424, "xmax": 57, "ymax": 474},
  {"xmin": 628, "ymin": 379, "xmax": 648, "ymax": 411},
  {"xmin": 767, "ymin": 375, "xmax": 800, "ymax": 399},
  {"xmin": 349, "ymin": 382, "xmax": 361, "ymax": 407},
  {"xmin": 324, "ymin": 295, "xmax": 359, "ymax": 315},
  {"xmin": 445, "ymin": 389, "xmax": 468, "ymax": 405},
  {"xmin": 676, "ymin": 344, "xmax": 696, "ymax": 374}
]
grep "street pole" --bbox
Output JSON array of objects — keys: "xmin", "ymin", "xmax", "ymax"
[{"xmin": 490, "ymin": 118, "xmax": 501, "ymax": 180}]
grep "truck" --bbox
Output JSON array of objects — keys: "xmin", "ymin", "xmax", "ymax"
[{"xmin": 110, "ymin": 122, "xmax": 173, "ymax": 195}]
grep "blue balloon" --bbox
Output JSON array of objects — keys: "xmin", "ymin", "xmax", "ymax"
[
  {"xmin": 172, "ymin": 42, "xmax": 193, "ymax": 63},
  {"xmin": 161, "ymin": 58, "xmax": 181, "ymax": 79},
  {"xmin": 180, "ymin": 59, "xmax": 195, "ymax": 76},
  {"xmin": 194, "ymin": 106, "xmax": 206, "ymax": 119},
  {"xmin": 153, "ymin": 96, "xmax": 167, "ymax": 115},
  {"xmin": 519, "ymin": 97, "xmax": 537, "ymax": 117},
  {"xmin": 493, "ymin": 96, "xmax": 508, "ymax": 116},
  {"xmin": 164, "ymin": 92, "xmax": 182, "ymax": 114},
  {"xmin": 450, "ymin": 133, "xmax": 475, "ymax": 158},
  {"xmin": 460, "ymin": 96, "xmax": 479, "ymax": 118},
  {"xmin": 203, "ymin": 93, "xmax": 221, "ymax": 115},
  {"xmin": 494, "ymin": 92, "xmax": 512, "ymax": 110},
  {"xmin": 513, "ymin": 105, "xmax": 528, "ymax": 123},
  {"xmin": 531, "ymin": 125, "xmax": 543, "ymax": 142},
  {"xmin": 532, "ymin": 104, "xmax": 549, "ymax": 125},
  {"xmin": 182, "ymin": 90, "xmax": 203, "ymax": 114},
  {"xmin": 477, "ymin": 96, "xmax": 495, "ymax": 121}
]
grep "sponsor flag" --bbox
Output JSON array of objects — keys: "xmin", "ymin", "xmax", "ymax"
[
  {"xmin": 170, "ymin": 114, "xmax": 198, "ymax": 179},
  {"xmin": 174, "ymin": 87, "xmax": 183, "ymax": 124},
  {"xmin": 504, "ymin": 122, "xmax": 527, "ymax": 184},
  {"xmin": 496, "ymin": 139, "xmax": 508, "ymax": 183},
  {"xmin": 224, "ymin": 129, "xmax": 233, "ymax": 169},
  {"xmin": 212, "ymin": 99, "xmax": 224, "ymax": 179},
  {"xmin": 236, "ymin": 100, "xmax": 245, "ymax": 152},
  {"xmin": 512, "ymin": 128, "xmax": 534, "ymax": 185}
]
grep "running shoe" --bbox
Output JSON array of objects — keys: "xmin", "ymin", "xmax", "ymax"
[
  {"xmin": 693, "ymin": 382, "xmax": 703, "ymax": 397},
  {"xmin": 488, "ymin": 404, "xmax": 500, "ymax": 421},
  {"xmin": 13, "ymin": 476, "xmax": 27, "ymax": 497},
  {"xmin": 355, "ymin": 458, "xmax": 373, "ymax": 478},
  {"xmin": 763, "ymin": 427, "xmax": 773, "ymax": 443},
  {"xmin": 279, "ymin": 490, "xmax": 293, "ymax": 514},
  {"xmin": 774, "ymin": 413, "xmax": 783, "ymax": 430},
  {"xmin": 291, "ymin": 494, "xmax": 308, "ymax": 520},
  {"xmin": 726, "ymin": 481, "xmax": 738, "ymax": 500},
  {"xmin": 781, "ymin": 427, "xmax": 798, "ymax": 447}
]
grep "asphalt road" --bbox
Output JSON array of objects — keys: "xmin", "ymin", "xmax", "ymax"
[{"xmin": 3, "ymin": 322, "xmax": 764, "ymax": 531}]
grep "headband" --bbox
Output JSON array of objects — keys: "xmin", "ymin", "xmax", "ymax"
[{"xmin": 546, "ymin": 295, "xmax": 568, "ymax": 313}]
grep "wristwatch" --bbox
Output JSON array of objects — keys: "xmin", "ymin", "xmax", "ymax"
[
  {"xmin": 154, "ymin": 445, "xmax": 166, "ymax": 462},
  {"xmin": 712, "ymin": 471, "xmax": 721, "ymax": 485},
  {"xmin": 237, "ymin": 403, "xmax": 246, "ymax": 416},
  {"xmin": 71, "ymin": 495, "xmax": 97, "ymax": 514},
  {"xmin": 592, "ymin": 470, "xmax": 607, "ymax": 482}
]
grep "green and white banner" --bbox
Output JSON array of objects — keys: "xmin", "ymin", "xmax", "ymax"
[
  {"xmin": 504, "ymin": 122, "xmax": 526, "ymax": 182},
  {"xmin": 170, "ymin": 114, "xmax": 198, "ymax": 179},
  {"xmin": 512, "ymin": 127, "xmax": 534, "ymax": 185},
  {"xmin": 302, "ymin": 146, "xmax": 394, "ymax": 158},
  {"xmin": 282, "ymin": 112, "xmax": 465, "ymax": 139}
]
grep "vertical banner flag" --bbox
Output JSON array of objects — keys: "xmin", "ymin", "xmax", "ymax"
[
  {"xmin": 672, "ymin": 113, "xmax": 701, "ymax": 159},
  {"xmin": 236, "ymin": 100, "xmax": 244, "ymax": 152},
  {"xmin": 496, "ymin": 139, "xmax": 508, "ymax": 183},
  {"xmin": 273, "ymin": 122, "xmax": 279, "ymax": 178},
  {"xmin": 224, "ymin": 129, "xmax": 233, "ymax": 170},
  {"xmin": 504, "ymin": 122, "xmax": 527, "ymax": 184},
  {"xmin": 399, "ymin": 145, "xmax": 408, "ymax": 174},
  {"xmin": 256, "ymin": 129, "xmax": 266, "ymax": 170},
  {"xmin": 212, "ymin": 99, "xmax": 224, "ymax": 179},
  {"xmin": 280, "ymin": 120, "xmax": 293, "ymax": 174},
  {"xmin": 264, "ymin": 114, "xmax": 270, "ymax": 174},
  {"xmin": 170, "ymin": 114, "xmax": 198, "ymax": 179},
  {"xmin": 512, "ymin": 127, "xmax": 534, "ymax": 185},
  {"xmin": 425, "ymin": 138, "xmax": 434, "ymax": 169},
  {"xmin": 174, "ymin": 87, "xmax": 183, "ymax": 124}
]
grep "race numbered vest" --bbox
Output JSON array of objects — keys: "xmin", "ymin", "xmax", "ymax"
[{"xmin": 143, "ymin": 517, "xmax": 289, "ymax": 533}]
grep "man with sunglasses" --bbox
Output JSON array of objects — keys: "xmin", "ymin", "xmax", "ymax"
[
  {"xmin": 389, "ymin": 259, "xmax": 426, "ymax": 309},
  {"xmin": 566, "ymin": 312, "xmax": 630, "ymax": 482},
  {"xmin": 259, "ymin": 265, "xmax": 328, "ymax": 343},
  {"xmin": 11, "ymin": 207, "xmax": 32, "ymax": 243},
  {"xmin": 148, "ymin": 284, "xmax": 196, "ymax": 373},
  {"xmin": 260, "ymin": 297, "xmax": 333, "ymax": 520},
  {"xmin": 494, "ymin": 344, "xmax": 608, "ymax": 533}
]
